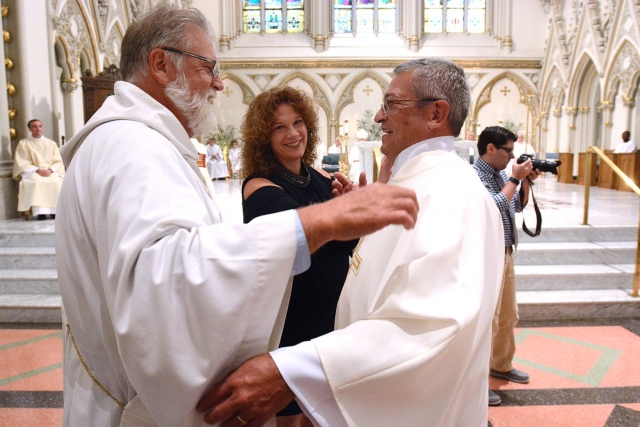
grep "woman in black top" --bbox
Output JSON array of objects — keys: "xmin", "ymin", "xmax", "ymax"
[{"xmin": 241, "ymin": 87, "xmax": 357, "ymax": 426}]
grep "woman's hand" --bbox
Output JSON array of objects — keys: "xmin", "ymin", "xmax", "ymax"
[{"xmin": 331, "ymin": 172, "xmax": 367, "ymax": 197}]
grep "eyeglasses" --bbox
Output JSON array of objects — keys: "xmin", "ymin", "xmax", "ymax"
[
  {"xmin": 380, "ymin": 98, "xmax": 440, "ymax": 114},
  {"xmin": 161, "ymin": 47, "xmax": 220, "ymax": 78},
  {"xmin": 498, "ymin": 146, "xmax": 514, "ymax": 155}
]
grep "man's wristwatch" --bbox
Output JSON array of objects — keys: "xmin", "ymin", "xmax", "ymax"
[{"xmin": 508, "ymin": 177, "xmax": 520, "ymax": 185}]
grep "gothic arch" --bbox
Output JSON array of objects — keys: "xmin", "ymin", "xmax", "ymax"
[
  {"xmin": 335, "ymin": 71, "xmax": 389, "ymax": 119},
  {"xmin": 54, "ymin": 37, "xmax": 74, "ymax": 82},
  {"xmin": 219, "ymin": 72, "xmax": 257, "ymax": 105},
  {"xmin": 540, "ymin": 66, "xmax": 566, "ymax": 114},
  {"xmin": 603, "ymin": 40, "xmax": 640, "ymax": 103},
  {"xmin": 275, "ymin": 71, "xmax": 332, "ymax": 121},
  {"xmin": 472, "ymin": 72, "xmax": 539, "ymax": 123},
  {"xmin": 567, "ymin": 53, "xmax": 600, "ymax": 108}
]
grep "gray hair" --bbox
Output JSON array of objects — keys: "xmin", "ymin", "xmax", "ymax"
[
  {"xmin": 393, "ymin": 58, "xmax": 470, "ymax": 136},
  {"xmin": 120, "ymin": 6, "xmax": 213, "ymax": 83}
]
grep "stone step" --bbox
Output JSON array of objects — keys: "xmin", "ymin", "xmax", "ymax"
[
  {"xmin": 514, "ymin": 242, "xmax": 636, "ymax": 265},
  {"xmin": 0, "ymin": 269, "xmax": 59, "ymax": 294},
  {"xmin": 2, "ymin": 289, "xmax": 639, "ymax": 324},
  {"xmin": 0, "ymin": 232, "xmax": 55, "ymax": 247},
  {"xmin": 0, "ymin": 247, "xmax": 56, "ymax": 269},
  {"xmin": 0, "ymin": 294, "xmax": 61, "ymax": 323},
  {"xmin": 517, "ymin": 225, "xmax": 636, "ymax": 243},
  {"xmin": 515, "ymin": 264, "xmax": 634, "ymax": 291},
  {"xmin": 517, "ymin": 289, "xmax": 640, "ymax": 320}
]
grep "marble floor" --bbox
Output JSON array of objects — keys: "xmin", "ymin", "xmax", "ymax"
[{"xmin": 0, "ymin": 175, "xmax": 639, "ymax": 426}]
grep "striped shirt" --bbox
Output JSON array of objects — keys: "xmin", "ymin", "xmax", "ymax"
[{"xmin": 473, "ymin": 157, "xmax": 524, "ymax": 247}]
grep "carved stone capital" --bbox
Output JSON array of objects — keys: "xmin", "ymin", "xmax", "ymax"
[{"xmin": 61, "ymin": 79, "xmax": 78, "ymax": 93}]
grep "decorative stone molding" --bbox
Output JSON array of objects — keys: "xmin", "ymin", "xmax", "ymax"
[
  {"xmin": 221, "ymin": 59, "xmax": 542, "ymax": 70},
  {"xmin": 604, "ymin": 41, "xmax": 640, "ymax": 102},
  {"xmin": 335, "ymin": 71, "xmax": 389, "ymax": 119},
  {"xmin": 61, "ymin": 78, "xmax": 79, "ymax": 93},
  {"xmin": 53, "ymin": 1, "xmax": 96, "ymax": 78},
  {"xmin": 219, "ymin": 72, "xmax": 256, "ymax": 106}
]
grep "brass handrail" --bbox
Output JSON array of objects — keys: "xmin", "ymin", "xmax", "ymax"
[{"xmin": 583, "ymin": 146, "xmax": 640, "ymax": 297}]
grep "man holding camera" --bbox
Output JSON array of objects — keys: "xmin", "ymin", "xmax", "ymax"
[{"xmin": 474, "ymin": 126, "xmax": 541, "ymax": 406}]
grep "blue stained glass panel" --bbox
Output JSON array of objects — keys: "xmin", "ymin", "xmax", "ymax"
[
  {"xmin": 447, "ymin": 0, "xmax": 464, "ymax": 7},
  {"xmin": 357, "ymin": 8, "xmax": 373, "ymax": 32},
  {"xmin": 468, "ymin": 8, "xmax": 485, "ymax": 33},
  {"xmin": 424, "ymin": 0, "xmax": 442, "ymax": 6},
  {"xmin": 244, "ymin": 0, "xmax": 260, "ymax": 7},
  {"xmin": 335, "ymin": 0, "xmax": 352, "ymax": 5},
  {"xmin": 357, "ymin": 0, "xmax": 374, "ymax": 5},
  {"xmin": 379, "ymin": 9, "xmax": 395, "ymax": 32},
  {"xmin": 380, "ymin": 0, "xmax": 395, "ymax": 4},
  {"xmin": 288, "ymin": 0, "xmax": 304, "ymax": 6},
  {"xmin": 334, "ymin": 9, "xmax": 352, "ymax": 33},
  {"xmin": 243, "ymin": 10, "xmax": 261, "ymax": 33},
  {"xmin": 265, "ymin": 9, "xmax": 283, "ymax": 33},
  {"xmin": 287, "ymin": 10, "xmax": 304, "ymax": 32},
  {"xmin": 424, "ymin": 8, "xmax": 443, "ymax": 33}
]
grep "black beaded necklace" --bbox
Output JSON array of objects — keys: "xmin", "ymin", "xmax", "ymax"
[{"xmin": 274, "ymin": 161, "xmax": 310, "ymax": 187}]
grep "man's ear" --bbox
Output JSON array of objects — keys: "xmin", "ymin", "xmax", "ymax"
[
  {"xmin": 425, "ymin": 100, "xmax": 451, "ymax": 130},
  {"xmin": 148, "ymin": 48, "xmax": 174, "ymax": 85}
]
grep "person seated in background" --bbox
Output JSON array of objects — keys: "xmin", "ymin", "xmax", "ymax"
[
  {"xmin": 240, "ymin": 86, "xmax": 359, "ymax": 427},
  {"xmin": 614, "ymin": 131, "xmax": 636, "ymax": 153},
  {"xmin": 206, "ymin": 138, "xmax": 228, "ymax": 179},
  {"xmin": 227, "ymin": 140, "xmax": 242, "ymax": 178},
  {"xmin": 328, "ymin": 136, "xmax": 341, "ymax": 154},
  {"xmin": 12, "ymin": 119, "xmax": 65, "ymax": 220}
]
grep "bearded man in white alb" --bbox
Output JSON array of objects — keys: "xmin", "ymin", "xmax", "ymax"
[
  {"xmin": 198, "ymin": 58, "xmax": 505, "ymax": 427},
  {"xmin": 55, "ymin": 6, "xmax": 419, "ymax": 427},
  {"xmin": 13, "ymin": 119, "xmax": 64, "ymax": 220}
]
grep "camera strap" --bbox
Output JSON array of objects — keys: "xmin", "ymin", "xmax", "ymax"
[{"xmin": 520, "ymin": 178, "xmax": 542, "ymax": 237}]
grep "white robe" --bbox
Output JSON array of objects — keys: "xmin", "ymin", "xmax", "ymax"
[
  {"xmin": 307, "ymin": 149, "xmax": 504, "ymax": 426},
  {"xmin": 614, "ymin": 140, "xmax": 636, "ymax": 153},
  {"xmin": 227, "ymin": 147, "xmax": 242, "ymax": 176},
  {"xmin": 13, "ymin": 136, "xmax": 65, "ymax": 213},
  {"xmin": 206, "ymin": 143, "xmax": 228, "ymax": 179},
  {"xmin": 348, "ymin": 145, "xmax": 361, "ymax": 183},
  {"xmin": 57, "ymin": 81, "xmax": 299, "ymax": 427}
]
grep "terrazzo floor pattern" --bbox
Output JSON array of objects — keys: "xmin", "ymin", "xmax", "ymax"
[{"xmin": 1, "ymin": 177, "xmax": 639, "ymax": 426}]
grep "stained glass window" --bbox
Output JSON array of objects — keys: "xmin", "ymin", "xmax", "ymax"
[
  {"xmin": 334, "ymin": 0, "xmax": 396, "ymax": 35},
  {"xmin": 242, "ymin": 0, "xmax": 305, "ymax": 34},
  {"xmin": 424, "ymin": 0, "xmax": 485, "ymax": 34}
]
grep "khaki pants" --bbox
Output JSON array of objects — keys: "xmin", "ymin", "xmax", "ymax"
[{"xmin": 490, "ymin": 248, "xmax": 518, "ymax": 372}]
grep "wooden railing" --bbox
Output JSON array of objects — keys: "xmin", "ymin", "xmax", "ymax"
[{"xmin": 583, "ymin": 146, "xmax": 640, "ymax": 297}]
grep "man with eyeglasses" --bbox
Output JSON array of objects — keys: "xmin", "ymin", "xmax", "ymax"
[
  {"xmin": 197, "ymin": 58, "xmax": 504, "ymax": 427},
  {"xmin": 474, "ymin": 126, "xmax": 540, "ymax": 406},
  {"xmin": 55, "ymin": 6, "xmax": 419, "ymax": 427}
]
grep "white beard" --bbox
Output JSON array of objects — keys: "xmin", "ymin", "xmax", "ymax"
[{"xmin": 165, "ymin": 71, "xmax": 217, "ymax": 138}]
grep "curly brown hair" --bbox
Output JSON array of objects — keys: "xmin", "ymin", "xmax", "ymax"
[{"xmin": 241, "ymin": 86, "xmax": 319, "ymax": 177}]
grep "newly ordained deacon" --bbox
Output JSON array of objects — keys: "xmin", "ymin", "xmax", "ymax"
[
  {"xmin": 55, "ymin": 6, "xmax": 418, "ymax": 427},
  {"xmin": 197, "ymin": 58, "xmax": 505, "ymax": 427},
  {"xmin": 13, "ymin": 119, "xmax": 65, "ymax": 220}
]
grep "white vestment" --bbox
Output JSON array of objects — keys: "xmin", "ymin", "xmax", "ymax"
[
  {"xmin": 206, "ymin": 143, "xmax": 228, "ymax": 179},
  {"xmin": 13, "ymin": 136, "xmax": 65, "ymax": 214},
  {"xmin": 57, "ymin": 81, "xmax": 300, "ymax": 427},
  {"xmin": 347, "ymin": 146, "xmax": 361, "ymax": 183},
  {"xmin": 327, "ymin": 144, "xmax": 341, "ymax": 154},
  {"xmin": 227, "ymin": 147, "xmax": 242, "ymax": 177},
  {"xmin": 274, "ymin": 138, "xmax": 504, "ymax": 427},
  {"xmin": 614, "ymin": 140, "xmax": 636, "ymax": 153}
]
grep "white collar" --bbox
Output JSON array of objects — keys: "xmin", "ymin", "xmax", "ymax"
[{"xmin": 391, "ymin": 136, "xmax": 456, "ymax": 176}]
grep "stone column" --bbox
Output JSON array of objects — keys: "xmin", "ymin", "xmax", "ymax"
[{"xmin": 308, "ymin": 1, "xmax": 330, "ymax": 53}]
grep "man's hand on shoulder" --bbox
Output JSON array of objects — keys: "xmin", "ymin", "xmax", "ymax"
[
  {"xmin": 299, "ymin": 182, "xmax": 419, "ymax": 253},
  {"xmin": 197, "ymin": 354, "xmax": 294, "ymax": 426}
]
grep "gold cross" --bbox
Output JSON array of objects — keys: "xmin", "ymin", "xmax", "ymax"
[
  {"xmin": 222, "ymin": 87, "xmax": 233, "ymax": 98},
  {"xmin": 500, "ymin": 86, "xmax": 511, "ymax": 97},
  {"xmin": 363, "ymin": 85, "xmax": 373, "ymax": 96}
]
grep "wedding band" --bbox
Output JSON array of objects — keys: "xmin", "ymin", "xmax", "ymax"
[{"xmin": 237, "ymin": 415, "xmax": 248, "ymax": 425}]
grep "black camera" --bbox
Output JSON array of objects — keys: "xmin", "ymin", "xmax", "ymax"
[{"xmin": 517, "ymin": 154, "xmax": 561, "ymax": 175}]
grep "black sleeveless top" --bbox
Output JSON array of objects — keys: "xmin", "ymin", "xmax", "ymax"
[{"xmin": 242, "ymin": 166, "xmax": 358, "ymax": 348}]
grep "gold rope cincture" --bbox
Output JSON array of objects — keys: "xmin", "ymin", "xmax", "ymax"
[{"xmin": 66, "ymin": 324, "xmax": 126, "ymax": 408}]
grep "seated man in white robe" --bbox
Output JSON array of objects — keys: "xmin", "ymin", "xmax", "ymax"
[
  {"xmin": 348, "ymin": 144, "xmax": 361, "ymax": 183},
  {"xmin": 55, "ymin": 7, "xmax": 419, "ymax": 427},
  {"xmin": 198, "ymin": 58, "xmax": 505, "ymax": 427},
  {"xmin": 206, "ymin": 138, "xmax": 228, "ymax": 179},
  {"xmin": 614, "ymin": 131, "xmax": 636, "ymax": 153},
  {"xmin": 12, "ymin": 119, "xmax": 65, "ymax": 220}
]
